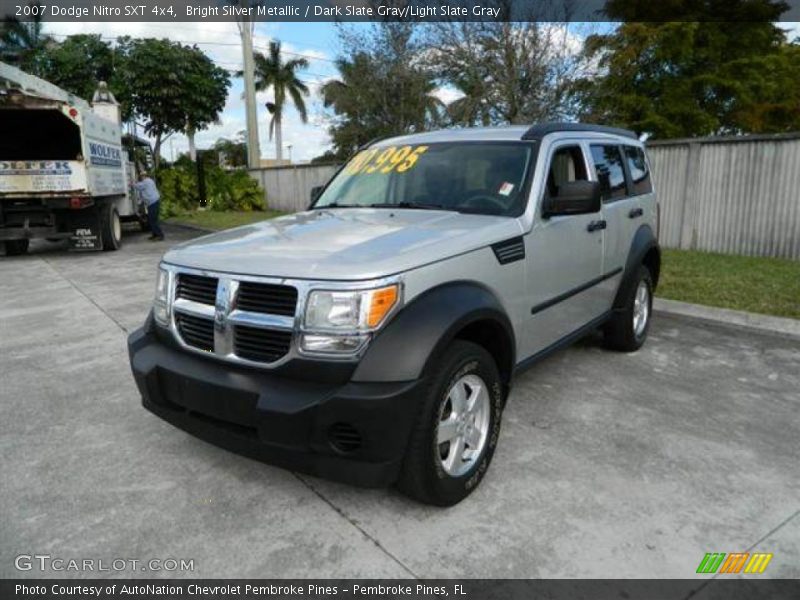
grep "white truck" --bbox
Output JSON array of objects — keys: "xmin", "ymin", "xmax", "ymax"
[{"xmin": 0, "ymin": 62, "xmax": 144, "ymax": 255}]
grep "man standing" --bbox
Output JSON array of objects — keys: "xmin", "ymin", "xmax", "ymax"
[{"xmin": 134, "ymin": 172, "xmax": 164, "ymax": 241}]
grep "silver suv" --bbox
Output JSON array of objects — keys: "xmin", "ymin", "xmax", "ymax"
[{"xmin": 128, "ymin": 123, "xmax": 661, "ymax": 505}]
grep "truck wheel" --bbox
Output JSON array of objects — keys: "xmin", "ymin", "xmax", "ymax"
[
  {"xmin": 604, "ymin": 265, "xmax": 653, "ymax": 352},
  {"xmin": 4, "ymin": 239, "xmax": 29, "ymax": 256},
  {"xmin": 398, "ymin": 340, "xmax": 504, "ymax": 506},
  {"xmin": 101, "ymin": 203, "xmax": 122, "ymax": 251}
]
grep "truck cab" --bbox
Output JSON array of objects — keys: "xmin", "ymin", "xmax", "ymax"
[{"xmin": 128, "ymin": 123, "xmax": 661, "ymax": 505}]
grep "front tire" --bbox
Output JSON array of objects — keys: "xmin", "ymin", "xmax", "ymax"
[
  {"xmin": 604, "ymin": 265, "xmax": 653, "ymax": 352},
  {"xmin": 101, "ymin": 203, "xmax": 122, "ymax": 251},
  {"xmin": 398, "ymin": 340, "xmax": 504, "ymax": 506},
  {"xmin": 4, "ymin": 239, "xmax": 29, "ymax": 256}
]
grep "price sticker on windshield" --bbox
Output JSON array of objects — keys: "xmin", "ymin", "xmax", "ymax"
[{"xmin": 345, "ymin": 146, "xmax": 429, "ymax": 176}]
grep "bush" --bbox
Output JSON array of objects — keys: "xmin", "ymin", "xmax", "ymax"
[
  {"xmin": 206, "ymin": 167, "xmax": 265, "ymax": 212},
  {"xmin": 157, "ymin": 167, "xmax": 198, "ymax": 217},
  {"xmin": 156, "ymin": 165, "xmax": 265, "ymax": 215}
]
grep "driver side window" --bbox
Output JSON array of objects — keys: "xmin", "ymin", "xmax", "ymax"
[{"xmin": 546, "ymin": 146, "xmax": 588, "ymax": 198}]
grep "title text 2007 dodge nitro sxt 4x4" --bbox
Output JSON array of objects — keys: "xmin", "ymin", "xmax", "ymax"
[{"xmin": 128, "ymin": 123, "xmax": 661, "ymax": 505}]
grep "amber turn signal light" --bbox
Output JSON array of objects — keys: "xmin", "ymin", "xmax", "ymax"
[{"xmin": 366, "ymin": 285, "xmax": 399, "ymax": 328}]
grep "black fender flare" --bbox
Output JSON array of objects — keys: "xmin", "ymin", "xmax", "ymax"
[
  {"xmin": 352, "ymin": 282, "xmax": 515, "ymax": 383},
  {"xmin": 613, "ymin": 224, "xmax": 660, "ymax": 309}
]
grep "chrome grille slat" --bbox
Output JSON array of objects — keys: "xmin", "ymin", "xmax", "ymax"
[
  {"xmin": 227, "ymin": 310, "xmax": 294, "ymax": 331},
  {"xmin": 173, "ymin": 298, "xmax": 216, "ymax": 319}
]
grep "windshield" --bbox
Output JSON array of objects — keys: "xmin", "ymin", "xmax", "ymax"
[{"xmin": 314, "ymin": 142, "xmax": 533, "ymax": 216}]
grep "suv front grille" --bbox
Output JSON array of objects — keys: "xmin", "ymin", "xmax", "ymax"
[
  {"xmin": 236, "ymin": 281, "xmax": 298, "ymax": 316},
  {"xmin": 175, "ymin": 313, "xmax": 214, "ymax": 352},
  {"xmin": 170, "ymin": 270, "xmax": 299, "ymax": 367},
  {"xmin": 176, "ymin": 274, "xmax": 218, "ymax": 305},
  {"xmin": 233, "ymin": 325, "xmax": 292, "ymax": 363}
]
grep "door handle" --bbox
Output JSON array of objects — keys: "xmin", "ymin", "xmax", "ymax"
[
  {"xmin": 587, "ymin": 220, "xmax": 607, "ymax": 232},
  {"xmin": 628, "ymin": 207, "xmax": 644, "ymax": 219}
]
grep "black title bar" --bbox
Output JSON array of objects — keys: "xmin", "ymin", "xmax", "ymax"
[
  {"xmin": 4, "ymin": 580, "xmax": 800, "ymax": 600},
  {"xmin": 3, "ymin": 0, "xmax": 800, "ymax": 22}
]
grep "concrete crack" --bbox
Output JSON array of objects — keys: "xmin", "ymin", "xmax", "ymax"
[
  {"xmin": 292, "ymin": 473, "xmax": 420, "ymax": 579},
  {"xmin": 40, "ymin": 257, "xmax": 130, "ymax": 334}
]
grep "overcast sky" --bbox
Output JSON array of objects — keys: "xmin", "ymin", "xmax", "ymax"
[{"xmin": 41, "ymin": 21, "xmax": 800, "ymax": 163}]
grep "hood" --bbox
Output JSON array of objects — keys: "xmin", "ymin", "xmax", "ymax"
[{"xmin": 163, "ymin": 208, "xmax": 523, "ymax": 280}]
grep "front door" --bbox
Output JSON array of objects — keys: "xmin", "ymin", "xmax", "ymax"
[{"xmin": 522, "ymin": 141, "xmax": 605, "ymax": 360}]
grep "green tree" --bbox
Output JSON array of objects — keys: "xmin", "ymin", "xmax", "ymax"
[
  {"xmin": 35, "ymin": 34, "xmax": 116, "ymax": 102},
  {"xmin": 0, "ymin": 2, "xmax": 51, "ymax": 71},
  {"xmin": 115, "ymin": 38, "xmax": 230, "ymax": 169},
  {"xmin": 575, "ymin": 1, "xmax": 796, "ymax": 137},
  {"xmin": 245, "ymin": 40, "xmax": 309, "ymax": 162},
  {"xmin": 322, "ymin": 24, "xmax": 442, "ymax": 160},
  {"xmin": 426, "ymin": 21, "xmax": 587, "ymax": 127}
]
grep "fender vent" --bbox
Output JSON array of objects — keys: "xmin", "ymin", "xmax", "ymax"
[
  {"xmin": 491, "ymin": 236, "xmax": 525, "ymax": 265},
  {"xmin": 328, "ymin": 423, "xmax": 362, "ymax": 453}
]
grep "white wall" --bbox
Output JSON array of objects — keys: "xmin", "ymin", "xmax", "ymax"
[{"xmin": 248, "ymin": 164, "xmax": 340, "ymax": 213}]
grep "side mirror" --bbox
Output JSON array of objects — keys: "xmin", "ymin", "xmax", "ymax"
[
  {"xmin": 309, "ymin": 186, "xmax": 323, "ymax": 207},
  {"xmin": 544, "ymin": 180, "xmax": 601, "ymax": 217}
]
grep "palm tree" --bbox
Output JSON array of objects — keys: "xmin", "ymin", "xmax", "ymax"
[
  {"xmin": 0, "ymin": 3, "xmax": 51, "ymax": 70},
  {"xmin": 250, "ymin": 40, "xmax": 309, "ymax": 162}
]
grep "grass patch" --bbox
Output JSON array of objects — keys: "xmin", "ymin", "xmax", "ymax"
[
  {"xmin": 657, "ymin": 248, "xmax": 800, "ymax": 319},
  {"xmin": 166, "ymin": 209, "xmax": 284, "ymax": 231}
]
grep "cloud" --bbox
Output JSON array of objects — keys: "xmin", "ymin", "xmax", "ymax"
[
  {"xmin": 431, "ymin": 86, "xmax": 464, "ymax": 106},
  {"xmin": 781, "ymin": 21, "xmax": 800, "ymax": 41}
]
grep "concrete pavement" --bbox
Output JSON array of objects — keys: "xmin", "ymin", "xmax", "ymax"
[{"xmin": 1, "ymin": 228, "xmax": 798, "ymax": 579}]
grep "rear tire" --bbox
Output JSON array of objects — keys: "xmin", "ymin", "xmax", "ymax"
[
  {"xmin": 4, "ymin": 239, "xmax": 29, "ymax": 256},
  {"xmin": 101, "ymin": 203, "xmax": 122, "ymax": 251},
  {"xmin": 604, "ymin": 265, "xmax": 653, "ymax": 352},
  {"xmin": 397, "ymin": 340, "xmax": 504, "ymax": 506}
]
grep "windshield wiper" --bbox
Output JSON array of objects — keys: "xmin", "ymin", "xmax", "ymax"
[
  {"xmin": 368, "ymin": 201, "xmax": 450, "ymax": 211},
  {"xmin": 315, "ymin": 202, "xmax": 362, "ymax": 209}
]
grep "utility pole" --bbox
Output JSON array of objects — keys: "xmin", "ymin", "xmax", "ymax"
[{"xmin": 238, "ymin": 2, "xmax": 260, "ymax": 169}]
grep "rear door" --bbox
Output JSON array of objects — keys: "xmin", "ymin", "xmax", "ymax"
[{"xmin": 589, "ymin": 143, "xmax": 633, "ymax": 307}]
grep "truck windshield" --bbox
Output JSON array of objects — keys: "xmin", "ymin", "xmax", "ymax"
[
  {"xmin": 0, "ymin": 109, "xmax": 82, "ymax": 160},
  {"xmin": 314, "ymin": 142, "xmax": 533, "ymax": 216}
]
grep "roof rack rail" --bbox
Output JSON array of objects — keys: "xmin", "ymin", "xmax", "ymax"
[{"xmin": 521, "ymin": 122, "xmax": 638, "ymax": 141}]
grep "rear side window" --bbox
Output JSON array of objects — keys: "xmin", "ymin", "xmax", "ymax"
[
  {"xmin": 590, "ymin": 145, "xmax": 627, "ymax": 202},
  {"xmin": 623, "ymin": 146, "xmax": 653, "ymax": 195}
]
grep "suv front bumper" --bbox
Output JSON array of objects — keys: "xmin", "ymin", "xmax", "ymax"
[{"xmin": 127, "ymin": 316, "xmax": 422, "ymax": 487}]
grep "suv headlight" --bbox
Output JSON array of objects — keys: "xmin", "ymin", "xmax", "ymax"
[
  {"xmin": 300, "ymin": 284, "xmax": 399, "ymax": 355},
  {"xmin": 153, "ymin": 267, "xmax": 170, "ymax": 326}
]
